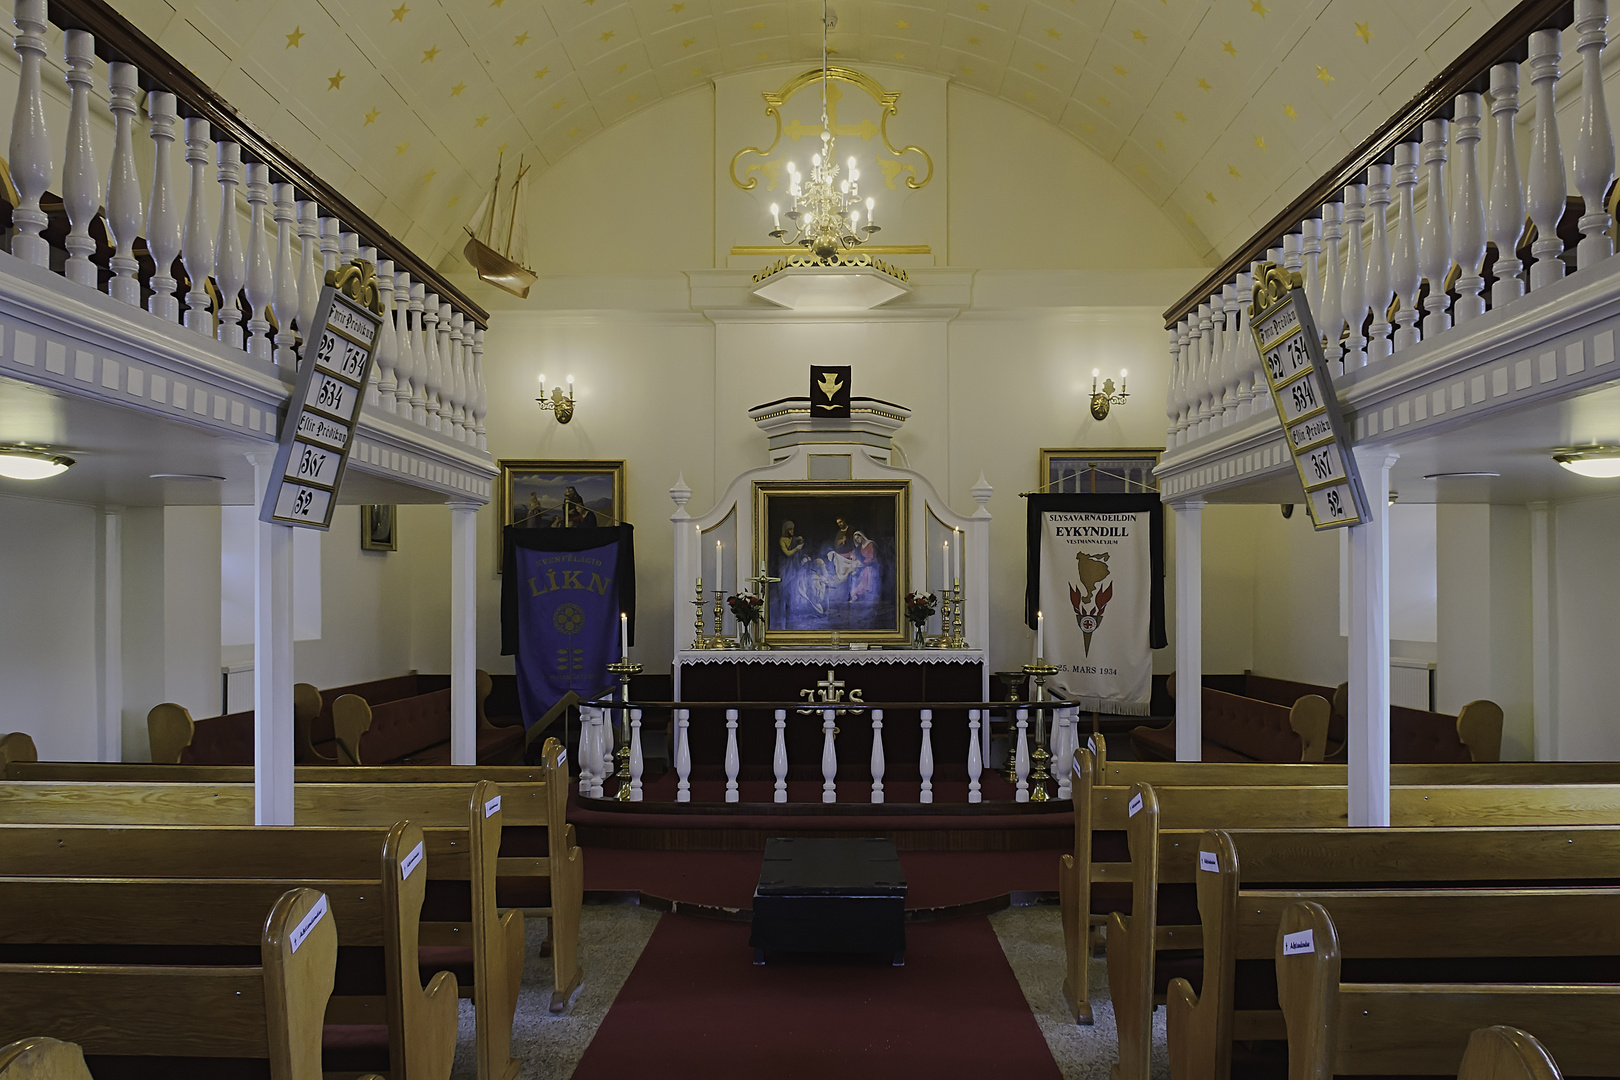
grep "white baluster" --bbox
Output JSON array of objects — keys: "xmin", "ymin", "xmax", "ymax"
[
  {"xmin": 146, "ymin": 93, "xmax": 182, "ymax": 321},
  {"xmin": 1319, "ymin": 201, "xmax": 1344, "ymax": 363},
  {"xmin": 1164, "ymin": 326, "xmax": 1180, "ymax": 445},
  {"xmin": 272, "ymin": 183, "xmax": 299, "ymax": 371},
  {"xmin": 1420, "ymin": 119, "xmax": 1453, "ymax": 339},
  {"xmin": 214, "ymin": 143, "xmax": 246, "ymax": 349},
  {"xmin": 60, "ymin": 30, "xmax": 98, "ymax": 288},
  {"xmin": 1488, "ymin": 63, "xmax": 1526, "ymax": 307},
  {"xmin": 598, "ymin": 710, "xmax": 613, "ymax": 794},
  {"xmin": 821, "ymin": 708, "xmax": 837, "ymax": 803},
  {"xmin": 1239, "ymin": 265, "xmax": 1263, "ymax": 402},
  {"xmin": 1229, "ymin": 282, "xmax": 1253, "ymax": 420},
  {"xmin": 422, "ymin": 297, "xmax": 443, "ymax": 431},
  {"xmin": 374, "ymin": 261, "xmax": 397, "ymax": 407},
  {"xmin": 1195, "ymin": 301, "xmax": 1214, "ymax": 438},
  {"xmin": 629, "ymin": 709, "xmax": 643, "ymax": 801},
  {"xmin": 439, "ymin": 301, "xmax": 459, "ymax": 437},
  {"xmin": 1301, "ymin": 217, "xmax": 1324, "ymax": 329},
  {"xmin": 473, "ymin": 327, "xmax": 489, "ymax": 450},
  {"xmin": 105, "ymin": 62, "xmax": 142, "ymax": 306},
  {"xmin": 724, "ymin": 708, "xmax": 739, "ymax": 803},
  {"xmin": 773, "ymin": 709, "xmax": 788, "ymax": 804},
  {"xmin": 1282, "ymin": 230, "xmax": 1304, "ymax": 284},
  {"xmin": 450, "ymin": 311, "xmax": 468, "ymax": 439},
  {"xmin": 296, "ymin": 201, "xmax": 320, "ymax": 353},
  {"xmin": 394, "ymin": 272, "xmax": 416, "ymax": 415},
  {"xmin": 1391, "ymin": 144, "xmax": 1421, "ymax": 352},
  {"xmin": 1055, "ymin": 708, "xmax": 1075, "ymax": 800},
  {"xmin": 967, "ymin": 710, "xmax": 982, "ymax": 804},
  {"xmin": 869, "ymin": 709, "xmax": 885, "ymax": 804},
  {"xmin": 319, "ymin": 216, "xmax": 340, "ymax": 276},
  {"xmin": 1527, "ymin": 29, "xmax": 1567, "ymax": 291},
  {"xmin": 1208, "ymin": 291, "xmax": 1229, "ymax": 425},
  {"xmin": 918, "ymin": 709, "xmax": 934, "ymax": 805},
  {"xmin": 9, "ymin": 0, "xmax": 51, "ymax": 267},
  {"xmin": 1364, "ymin": 164, "xmax": 1393, "ymax": 362},
  {"xmin": 1453, "ymin": 93, "xmax": 1489, "ymax": 323},
  {"xmin": 179, "ymin": 118, "xmax": 213, "ymax": 333},
  {"xmin": 243, "ymin": 164, "xmax": 273, "ymax": 361},
  {"xmin": 1341, "ymin": 183, "xmax": 1368, "ymax": 369},
  {"xmin": 339, "ymin": 230, "xmax": 360, "ymax": 267},
  {"xmin": 1174, "ymin": 319, "xmax": 1191, "ymax": 444},
  {"xmin": 1574, "ymin": 0, "xmax": 1615, "ymax": 268},
  {"xmin": 360, "ymin": 244, "xmax": 381, "ymax": 401},
  {"xmin": 577, "ymin": 709, "xmax": 594, "ymax": 796},
  {"xmin": 1014, "ymin": 707, "xmax": 1030, "ymax": 803},
  {"xmin": 675, "ymin": 709, "xmax": 691, "ymax": 803},
  {"xmin": 409, "ymin": 283, "xmax": 428, "ymax": 424}
]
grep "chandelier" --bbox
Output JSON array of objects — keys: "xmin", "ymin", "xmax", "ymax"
[{"xmin": 765, "ymin": 0, "xmax": 878, "ymax": 261}]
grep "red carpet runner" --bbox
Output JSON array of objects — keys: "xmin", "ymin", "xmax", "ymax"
[{"xmin": 568, "ymin": 913, "xmax": 1061, "ymax": 1079}]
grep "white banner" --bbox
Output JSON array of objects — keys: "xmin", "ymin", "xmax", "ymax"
[{"xmin": 1039, "ymin": 511, "xmax": 1153, "ymax": 715}]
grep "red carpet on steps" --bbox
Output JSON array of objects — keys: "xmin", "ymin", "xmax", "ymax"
[
  {"xmin": 568, "ymin": 914, "xmax": 1061, "ymax": 1079},
  {"xmin": 585, "ymin": 848, "xmax": 1059, "ymax": 910}
]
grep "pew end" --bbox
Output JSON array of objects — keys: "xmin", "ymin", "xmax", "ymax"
[
  {"xmin": 1288, "ymin": 695, "xmax": 1331, "ymax": 763},
  {"xmin": 145, "ymin": 703, "xmax": 194, "ymax": 765},
  {"xmin": 293, "ymin": 682, "xmax": 333, "ymax": 764},
  {"xmin": 0, "ymin": 1037, "xmax": 91, "ymax": 1080},
  {"xmin": 0, "ymin": 733, "xmax": 36, "ymax": 767},
  {"xmin": 1458, "ymin": 699, "xmax": 1505, "ymax": 763},
  {"xmin": 1105, "ymin": 782, "xmax": 1161, "ymax": 1080},
  {"xmin": 332, "ymin": 693, "xmax": 372, "ymax": 765},
  {"xmin": 1458, "ymin": 1027, "xmax": 1564, "ymax": 1080}
]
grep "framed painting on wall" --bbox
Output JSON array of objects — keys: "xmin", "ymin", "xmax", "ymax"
[
  {"xmin": 754, "ymin": 479, "xmax": 909, "ymax": 646},
  {"xmin": 1039, "ymin": 448, "xmax": 1162, "ymax": 495},
  {"xmin": 496, "ymin": 459, "xmax": 626, "ymax": 569},
  {"xmin": 360, "ymin": 504, "xmax": 396, "ymax": 551}
]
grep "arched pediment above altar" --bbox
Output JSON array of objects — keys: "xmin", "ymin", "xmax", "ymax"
[{"xmin": 749, "ymin": 396, "xmax": 911, "ymax": 463}]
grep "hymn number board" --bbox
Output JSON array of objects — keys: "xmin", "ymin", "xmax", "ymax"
[
  {"xmin": 1247, "ymin": 265, "xmax": 1371, "ymax": 531},
  {"xmin": 259, "ymin": 269, "xmax": 384, "ymax": 529}
]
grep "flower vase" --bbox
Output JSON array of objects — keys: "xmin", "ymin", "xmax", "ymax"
[
  {"xmin": 910, "ymin": 621, "xmax": 928, "ymax": 649},
  {"xmin": 739, "ymin": 621, "xmax": 757, "ymax": 650}
]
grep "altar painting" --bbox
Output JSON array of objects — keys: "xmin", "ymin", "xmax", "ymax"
[{"xmin": 755, "ymin": 480, "xmax": 908, "ymax": 645}]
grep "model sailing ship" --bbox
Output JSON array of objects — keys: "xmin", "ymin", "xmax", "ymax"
[{"xmin": 463, "ymin": 155, "xmax": 536, "ymax": 299}]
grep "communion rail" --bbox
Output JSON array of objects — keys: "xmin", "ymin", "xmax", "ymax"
[
  {"xmin": 574, "ymin": 700, "xmax": 1086, "ymax": 807},
  {"xmin": 0, "ymin": 0, "xmax": 491, "ymax": 475},
  {"xmin": 1160, "ymin": 0, "xmax": 1620, "ymax": 496}
]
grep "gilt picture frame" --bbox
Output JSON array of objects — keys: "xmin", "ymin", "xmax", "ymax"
[
  {"xmin": 496, "ymin": 459, "xmax": 626, "ymax": 571},
  {"xmin": 1040, "ymin": 448, "xmax": 1162, "ymax": 495},
  {"xmin": 360, "ymin": 504, "xmax": 396, "ymax": 551},
  {"xmin": 754, "ymin": 479, "xmax": 909, "ymax": 646}
]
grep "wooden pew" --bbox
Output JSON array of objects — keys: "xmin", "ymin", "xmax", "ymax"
[
  {"xmin": 1276, "ymin": 900, "xmax": 1620, "ymax": 1077},
  {"xmin": 0, "ymin": 733, "xmax": 35, "ymax": 768},
  {"xmin": 1169, "ymin": 825, "xmax": 1620, "ymax": 1080},
  {"xmin": 147, "ymin": 684, "xmax": 325, "ymax": 765},
  {"xmin": 1458, "ymin": 1027, "xmax": 1565, "ymax": 1080},
  {"xmin": 1130, "ymin": 688, "xmax": 1333, "ymax": 763},
  {"xmin": 0, "ymin": 821, "xmax": 458, "ymax": 1080},
  {"xmin": 330, "ymin": 683, "xmax": 521, "ymax": 766},
  {"xmin": 0, "ymin": 886, "xmax": 344, "ymax": 1080}
]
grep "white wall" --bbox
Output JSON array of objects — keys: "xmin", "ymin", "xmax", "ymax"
[{"xmin": 1551, "ymin": 496, "xmax": 1620, "ymax": 760}]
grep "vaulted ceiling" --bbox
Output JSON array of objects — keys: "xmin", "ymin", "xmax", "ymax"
[{"xmin": 117, "ymin": 0, "xmax": 1517, "ymax": 271}]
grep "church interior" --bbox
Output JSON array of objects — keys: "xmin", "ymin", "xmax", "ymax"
[{"xmin": 3, "ymin": 0, "xmax": 1620, "ymax": 1076}]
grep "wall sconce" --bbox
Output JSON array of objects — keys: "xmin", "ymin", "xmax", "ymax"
[
  {"xmin": 1089, "ymin": 368, "xmax": 1128, "ymax": 421},
  {"xmin": 536, "ymin": 373, "xmax": 575, "ymax": 424}
]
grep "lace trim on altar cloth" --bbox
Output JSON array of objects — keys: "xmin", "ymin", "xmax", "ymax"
[{"xmin": 674, "ymin": 649, "xmax": 984, "ymax": 665}]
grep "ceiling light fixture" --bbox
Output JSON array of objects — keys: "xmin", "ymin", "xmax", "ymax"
[
  {"xmin": 1552, "ymin": 446, "xmax": 1620, "ymax": 478},
  {"xmin": 149, "ymin": 473, "xmax": 226, "ymax": 482},
  {"xmin": 0, "ymin": 446, "xmax": 74, "ymax": 480},
  {"xmin": 1422, "ymin": 471, "xmax": 1501, "ymax": 479}
]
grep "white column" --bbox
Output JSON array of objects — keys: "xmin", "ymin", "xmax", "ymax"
[
  {"xmin": 249, "ymin": 452, "xmax": 295, "ymax": 826},
  {"xmin": 96, "ymin": 507, "xmax": 123, "ymax": 762},
  {"xmin": 180, "ymin": 118, "xmax": 213, "ymax": 335},
  {"xmin": 1174, "ymin": 498, "xmax": 1204, "ymax": 761},
  {"xmin": 1420, "ymin": 119, "xmax": 1453, "ymax": 337},
  {"xmin": 9, "ymin": 0, "xmax": 51, "ymax": 268},
  {"xmin": 1363, "ymin": 164, "xmax": 1393, "ymax": 363},
  {"xmin": 1527, "ymin": 29, "xmax": 1567, "ymax": 292},
  {"xmin": 449, "ymin": 500, "xmax": 479, "ymax": 765},
  {"xmin": 1347, "ymin": 450, "xmax": 1397, "ymax": 827},
  {"xmin": 1529, "ymin": 503, "xmax": 1558, "ymax": 760},
  {"xmin": 147, "ymin": 92, "xmax": 183, "ymax": 322}
]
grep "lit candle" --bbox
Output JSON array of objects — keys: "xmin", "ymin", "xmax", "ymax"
[
  {"xmin": 565, "ymin": 374, "xmax": 574, "ymax": 399},
  {"xmin": 1092, "ymin": 368, "xmax": 1099, "ymax": 393},
  {"xmin": 954, "ymin": 527, "xmax": 963, "ymax": 582},
  {"xmin": 716, "ymin": 540, "xmax": 722, "ymax": 592},
  {"xmin": 1036, "ymin": 610, "xmax": 1045, "ymax": 662},
  {"xmin": 770, "ymin": 202, "xmax": 780, "ymax": 229},
  {"xmin": 1120, "ymin": 368, "xmax": 1128, "ymax": 392},
  {"xmin": 865, "ymin": 195, "xmax": 874, "ymax": 228},
  {"xmin": 943, "ymin": 538, "xmax": 949, "ymax": 588},
  {"xmin": 620, "ymin": 611, "xmax": 629, "ymax": 660}
]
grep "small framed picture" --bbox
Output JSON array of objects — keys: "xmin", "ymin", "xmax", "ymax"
[
  {"xmin": 496, "ymin": 459, "xmax": 627, "ymax": 569},
  {"xmin": 1039, "ymin": 448, "xmax": 1162, "ymax": 495},
  {"xmin": 360, "ymin": 504, "xmax": 396, "ymax": 551}
]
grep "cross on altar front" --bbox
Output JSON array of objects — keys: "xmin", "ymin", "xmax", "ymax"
[{"xmin": 815, "ymin": 669, "xmax": 844, "ymax": 699}]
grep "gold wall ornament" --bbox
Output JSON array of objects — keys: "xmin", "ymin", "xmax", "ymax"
[
  {"xmin": 729, "ymin": 65, "xmax": 934, "ymax": 192},
  {"xmin": 751, "ymin": 250, "xmax": 910, "ymax": 284},
  {"xmin": 325, "ymin": 258, "xmax": 384, "ymax": 314},
  {"xmin": 1248, "ymin": 262, "xmax": 1303, "ymax": 317}
]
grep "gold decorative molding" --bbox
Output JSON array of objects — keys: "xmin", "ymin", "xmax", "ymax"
[
  {"xmin": 729, "ymin": 66, "xmax": 933, "ymax": 193},
  {"xmin": 751, "ymin": 250, "xmax": 911, "ymax": 285},
  {"xmin": 731, "ymin": 243, "xmax": 931, "ymax": 256},
  {"xmin": 325, "ymin": 258, "xmax": 384, "ymax": 315}
]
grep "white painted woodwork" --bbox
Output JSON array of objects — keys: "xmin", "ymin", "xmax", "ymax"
[
  {"xmin": 821, "ymin": 708, "xmax": 837, "ymax": 803},
  {"xmin": 9, "ymin": 0, "xmax": 50, "ymax": 267},
  {"xmin": 1348, "ymin": 448, "xmax": 1397, "ymax": 827},
  {"xmin": 339, "ymin": 231, "xmax": 359, "ymax": 267},
  {"xmin": 213, "ymin": 142, "xmax": 246, "ymax": 350},
  {"xmin": 393, "ymin": 271, "xmax": 415, "ymax": 416},
  {"xmin": 675, "ymin": 709, "xmax": 692, "ymax": 802},
  {"xmin": 95, "ymin": 507, "xmax": 122, "ymax": 762},
  {"xmin": 1390, "ymin": 145, "xmax": 1421, "ymax": 352},
  {"xmin": 146, "ymin": 92, "xmax": 182, "ymax": 322},
  {"xmin": 360, "ymin": 245, "xmax": 381, "ymax": 403},
  {"xmin": 1164, "ymin": 326, "xmax": 1180, "ymax": 446},
  {"xmin": 599, "ymin": 709, "xmax": 613, "ymax": 794},
  {"xmin": 1529, "ymin": 504, "xmax": 1557, "ymax": 760},
  {"xmin": 1453, "ymin": 93, "xmax": 1489, "ymax": 323},
  {"xmin": 441, "ymin": 302, "xmax": 461, "ymax": 438},
  {"xmin": 1420, "ymin": 119, "xmax": 1453, "ymax": 337},
  {"xmin": 1341, "ymin": 183, "xmax": 1369, "ymax": 369},
  {"xmin": 272, "ymin": 183, "xmax": 299, "ymax": 372},
  {"xmin": 449, "ymin": 311, "xmax": 468, "ymax": 439},
  {"xmin": 249, "ymin": 452, "xmax": 294, "ymax": 825},
  {"xmin": 1319, "ymin": 201, "xmax": 1345, "ymax": 365},
  {"xmin": 179, "ymin": 117, "xmax": 212, "ymax": 334},
  {"xmin": 60, "ymin": 30, "xmax": 97, "ymax": 289},
  {"xmin": 296, "ymin": 201, "xmax": 320, "ymax": 352},
  {"xmin": 1196, "ymin": 301, "xmax": 1213, "ymax": 438},
  {"xmin": 1055, "ymin": 708, "xmax": 1074, "ymax": 800},
  {"xmin": 629, "ymin": 710, "xmax": 643, "ymax": 801},
  {"xmin": 409, "ymin": 282, "xmax": 428, "ymax": 424},
  {"xmin": 1174, "ymin": 319, "xmax": 1190, "ymax": 445},
  {"xmin": 1237, "ymin": 267, "xmax": 1262, "ymax": 407},
  {"xmin": 967, "ymin": 710, "xmax": 982, "ymax": 804},
  {"xmin": 473, "ymin": 327, "xmax": 489, "ymax": 449},
  {"xmin": 869, "ymin": 708, "xmax": 885, "ymax": 804},
  {"xmin": 104, "ymin": 63, "xmax": 142, "ymax": 307},
  {"xmin": 724, "ymin": 708, "xmax": 740, "ymax": 802},
  {"xmin": 577, "ymin": 710, "xmax": 594, "ymax": 796},
  {"xmin": 1175, "ymin": 498, "xmax": 1204, "ymax": 761},
  {"xmin": 1209, "ymin": 290, "xmax": 1230, "ymax": 425},
  {"xmin": 1526, "ymin": 30, "xmax": 1567, "ymax": 291},
  {"xmin": 1230, "ymin": 282, "xmax": 1253, "ymax": 420},
  {"xmin": 1301, "ymin": 217, "xmax": 1324, "ymax": 330},
  {"xmin": 1574, "ymin": 0, "xmax": 1616, "ymax": 268},
  {"xmin": 318, "ymin": 216, "xmax": 340, "ymax": 275},
  {"xmin": 243, "ymin": 163, "xmax": 274, "ymax": 362},
  {"xmin": 374, "ymin": 261, "xmax": 397, "ymax": 408},
  {"xmin": 422, "ymin": 296, "xmax": 443, "ymax": 432},
  {"xmin": 919, "ymin": 709, "xmax": 934, "ymax": 804},
  {"xmin": 1014, "ymin": 708, "xmax": 1030, "ymax": 802},
  {"xmin": 450, "ymin": 500, "xmax": 477, "ymax": 766},
  {"xmin": 773, "ymin": 710, "xmax": 788, "ymax": 803},
  {"xmin": 1487, "ymin": 64, "xmax": 1527, "ymax": 308}
]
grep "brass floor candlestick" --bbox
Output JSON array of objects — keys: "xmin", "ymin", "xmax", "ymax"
[
  {"xmin": 606, "ymin": 659, "xmax": 642, "ymax": 801},
  {"xmin": 1023, "ymin": 660, "xmax": 1059, "ymax": 802},
  {"xmin": 691, "ymin": 578, "xmax": 709, "ymax": 650}
]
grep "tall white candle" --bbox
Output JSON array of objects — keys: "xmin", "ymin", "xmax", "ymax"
[
  {"xmin": 1036, "ymin": 610, "xmax": 1045, "ymax": 662},
  {"xmin": 955, "ymin": 527, "xmax": 963, "ymax": 582},
  {"xmin": 942, "ymin": 538, "xmax": 949, "ymax": 590},
  {"xmin": 716, "ymin": 539, "xmax": 722, "ymax": 594},
  {"xmin": 620, "ymin": 611, "xmax": 629, "ymax": 659}
]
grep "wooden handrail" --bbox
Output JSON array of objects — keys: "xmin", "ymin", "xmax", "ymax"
[
  {"xmin": 1163, "ymin": 0, "xmax": 1572, "ymax": 328},
  {"xmin": 44, "ymin": 0, "xmax": 489, "ymax": 327}
]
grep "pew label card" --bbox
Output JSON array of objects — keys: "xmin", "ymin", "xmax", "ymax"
[
  {"xmin": 1281, "ymin": 928, "xmax": 1315, "ymax": 955},
  {"xmin": 484, "ymin": 795, "xmax": 502, "ymax": 818},
  {"xmin": 1128, "ymin": 793, "xmax": 1144, "ymax": 817},
  {"xmin": 260, "ymin": 269, "xmax": 386, "ymax": 530},
  {"xmin": 290, "ymin": 893, "xmax": 329, "ymax": 953},
  {"xmin": 400, "ymin": 840, "xmax": 426, "ymax": 880},
  {"xmin": 1248, "ymin": 265, "xmax": 1371, "ymax": 532},
  {"xmin": 1199, "ymin": 851, "xmax": 1220, "ymax": 872}
]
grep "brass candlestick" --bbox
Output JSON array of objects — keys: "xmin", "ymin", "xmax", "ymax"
[
  {"xmin": 1023, "ymin": 661, "xmax": 1060, "ymax": 802},
  {"xmin": 691, "ymin": 578, "xmax": 709, "ymax": 650},
  {"xmin": 998, "ymin": 674, "xmax": 1024, "ymax": 785},
  {"xmin": 713, "ymin": 586, "xmax": 726, "ymax": 647},
  {"xmin": 947, "ymin": 578, "xmax": 968, "ymax": 648},
  {"xmin": 605, "ymin": 659, "xmax": 642, "ymax": 801},
  {"xmin": 930, "ymin": 588, "xmax": 954, "ymax": 649}
]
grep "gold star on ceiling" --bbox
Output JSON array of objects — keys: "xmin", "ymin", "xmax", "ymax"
[
  {"xmin": 423, "ymin": 45, "xmax": 440, "ymax": 62},
  {"xmin": 1155, "ymin": 139, "xmax": 1166, "ymax": 151},
  {"xmin": 285, "ymin": 26, "xmax": 304, "ymax": 48},
  {"xmin": 1035, "ymin": 61, "xmax": 1047, "ymax": 71},
  {"xmin": 961, "ymin": 65, "xmax": 973, "ymax": 75},
  {"xmin": 616, "ymin": 63, "xmax": 628, "ymax": 73},
  {"xmin": 1113, "ymin": 64, "xmax": 1128, "ymax": 77},
  {"xmin": 1254, "ymin": 134, "xmax": 1267, "ymax": 149},
  {"xmin": 897, "ymin": 20, "xmax": 909, "ymax": 29},
  {"xmin": 756, "ymin": 51, "xmax": 768, "ymax": 60},
  {"xmin": 395, "ymin": 141, "xmax": 409, "ymax": 154},
  {"xmin": 600, "ymin": 29, "xmax": 615, "ymax": 42},
  {"xmin": 1197, "ymin": 77, "xmax": 1211, "ymax": 91},
  {"xmin": 628, "ymin": 92, "xmax": 639, "ymax": 102},
  {"xmin": 552, "ymin": 97, "xmax": 567, "ymax": 110},
  {"xmin": 1205, "ymin": 190, "xmax": 1217, "ymax": 203},
  {"xmin": 1228, "ymin": 164, "xmax": 1241, "ymax": 178},
  {"xmin": 751, "ymin": 20, "xmax": 764, "ymax": 30},
  {"xmin": 975, "ymin": 1, "xmax": 989, "ymax": 9},
  {"xmin": 1136, "ymin": 165, "xmax": 1147, "ymax": 175},
  {"xmin": 1250, "ymin": 0, "xmax": 1269, "ymax": 15},
  {"xmin": 450, "ymin": 82, "xmax": 466, "ymax": 96},
  {"xmin": 496, "ymin": 143, "xmax": 508, "ymax": 154},
  {"xmin": 1097, "ymin": 95, "xmax": 1110, "ymax": 107},
  {"xmin": 968, "ymin": 36, "xmax": 981, "ymax": 46},
  {"xmin": 1174, "ymin": 110, "xmax": 1188, "ymax": 123},
  {"xmin": 1024, "ymin": 89, "xmax": 1035, "ymax": 100},
  {"xmin": 1132, "ymin": 28, "xmax": 1148, "ymax": 42},
  {"xmin": 683, "ymin": 37, "xmax": 695, "ymax": 48},
  {"xmin": 534, "ymin": 67, "xmax": 550, "ymax": 80},
  {"xmin": 1046, "ymin": 27, "xmax": 1060, "ymax": 39},
  {"xmin": 490, "ymin": 0, "xmax": 505, "ymax": 7},
  {"xmin": 474, "ymin": 114, "xmax": 489, "ymax": 127},
  {"xmin": 691, "ymin": 66, "xmax": 705, "ymax": 76},
  {"xmin": 567, "ymin": 125, "xmax": 581, "ymax": 137},
  {"xmin": 1283, "ymin": 103, "xmax": 1298, "ymax": 119},
  {"xmin": 1355, "ymin": 20, "xmax": 1373, "ymax": 43},
  {"xmin": 894, "ymin": 52, "xmax": 906, "ymax": 60},
  {"xmin": 1082, "ymin": 123, "xmax": 1095, "ymax": 133},
  {"xmin": 1222, "ymin": 40, "xmax": 1238, "ymax": 56},
  {"xmin": 514, "ymin": 32, "xmax": 529, "ymax": 46},
  {"xmin": 1185, "ymin": 212, "xmax": 1197, "ymax": 225},
  {"xmin": 423, "ymin": 170, "xmax": 436, "ymax": 183},
  {"xmin": 327, "ymin": 70, "xmax": 345, "ymax": 90},
  {"xmin": 1316, "ymin": 65, "xmax": 1334, "ymax": 84},
  {"xmin": 447, "ymin": 194, "xmax": 460, "ymax": 208},
  {"xmin": 670, "ymin": 2, "xmax": 684, "ymax": 10},
  {"xmin": 391, "ymin": 2, "xmax": 409, "ymax": 21},
  {"xmin": 364, "ymin": 106, "xmax": 380, "ymax": 125}
]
